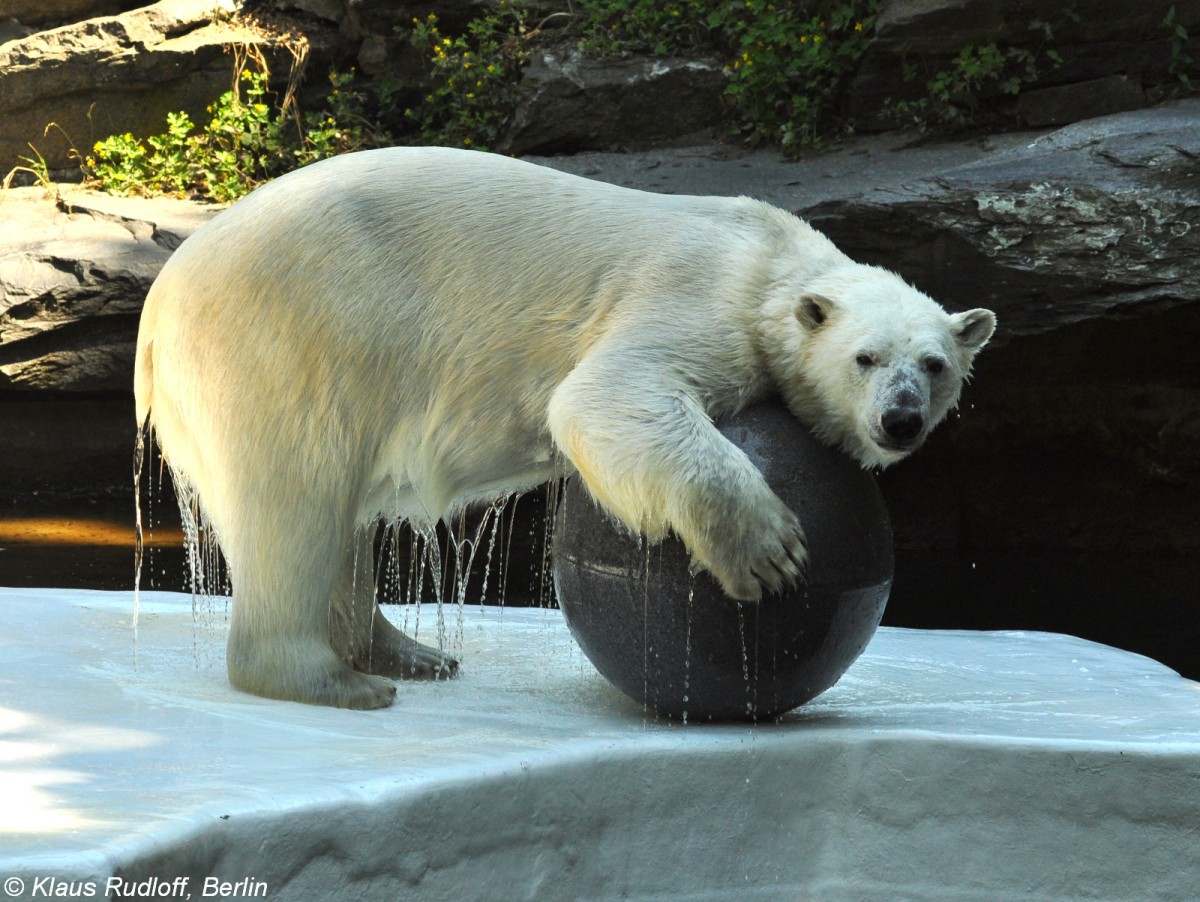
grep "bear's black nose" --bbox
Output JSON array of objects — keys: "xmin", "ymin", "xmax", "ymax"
[{"xmin": 882, "ymin": 408, "xmax": 924, "ymax": 442}]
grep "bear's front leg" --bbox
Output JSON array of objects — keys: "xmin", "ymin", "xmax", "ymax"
[{"xmin": 548, "ymin": 349, "xmax": 807, "ymax": 602}]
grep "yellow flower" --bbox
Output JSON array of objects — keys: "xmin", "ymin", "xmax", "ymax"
[
  {"xmin": 855, "ymin": 22, "xmax": 864, "ymax": 31},
  {"xmin": 463, "ymin": 137, "xmax": 472, "ymax": 145},
  {"xmin": 443, "ymin": 37, "xmax": 452, "ymax": 46},
  {"xmin": 813, "ymin": 34, "xmax": 822, "ymax": 43},
  {"xmin": 800, "ymin": 35, "xmax": 807, "ymax": 43}
]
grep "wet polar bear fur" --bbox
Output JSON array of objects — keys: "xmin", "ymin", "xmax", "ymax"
[{"xmin": 134, "ymin": 147, "xmax": 995, "ymax": 709}]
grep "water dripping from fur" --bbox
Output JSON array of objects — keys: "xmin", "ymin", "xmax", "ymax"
[
  {"xmin": 371, "ymin": 493, "xmax": 519, "ymax": 675},
  {"xmin": 539, "ymin": 480, "xmax": 562, "ymax": 609},
  {"xmin": 136, "ymin": 423, "xmax": 228, "ymax": 664},
  {"xmin": 642, "ymin": 534, "xmax": 652, "ymax": 721},
  {"xmin": 132, "ymin": 420, "xmax": 148, "ymax": 640},
  {"xmin": 682, "ymin": 581, "xmax": 695, "ymax": 726},
  {"xmin": 477, "ymin": 495, "xmax": 510, "ymax": 608},
  {"xmin": 737, "ymin": 601, "xmax": 754, "ymax": 720},
  {"xmin": 172, "ymin": 473, "xmax": 228, "ymax": 667}
]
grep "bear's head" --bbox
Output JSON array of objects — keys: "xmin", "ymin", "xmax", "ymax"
[{"xmin": 761, "ymin": 264, "xmax": 996, "ymax": 470}]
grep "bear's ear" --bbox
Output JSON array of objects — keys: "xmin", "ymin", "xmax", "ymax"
[
  {"xmin": 950, "ymin": 308, "xmax": 997, "ymax": 353},
  {"xmin": 795, "ymin": 293, "xmax": 836, "ymax": 330}
]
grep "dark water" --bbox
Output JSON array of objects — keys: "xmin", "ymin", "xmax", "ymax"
[
  {"xmin": 886, "ymin": 550, "xmax": 1200, "ymax": 682},
  {"xmin": 3, "ymin": 500, "xmax": 1196, "ymax": 682},
  {"xmin": 0, "ymin": 492, "xmax": 557, "ymax": 604},
  {"xmin": 0, "ymin": 501, "xmax": 189, "ymax": 591}
]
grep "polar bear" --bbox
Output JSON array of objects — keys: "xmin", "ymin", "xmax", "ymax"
[{"xmin": 134, "ymin": 146, "xmax": 995, "ymax": 709}]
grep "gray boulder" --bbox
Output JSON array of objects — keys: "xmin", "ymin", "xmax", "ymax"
[
  {"xmin": 2, "ymin": 1, "xmax": 144, "ymax": 28},
  {"xmin": 804, "ymin": 101, "xmax": 1200, "ymax": 336},
  {"xmin": 271, "ymin": 0, "xmax": 567, "ymax": 37},
  {"xmin": 537, "ymin": 101, "xmax": 1200, "ymax": 338},
  {"xmin": 0, "ymin": 187, "xmax": 221, "ymax": 391},
  {"xmin": 506, "ymin": 50, "xmax": 727, "ymax": 154}
]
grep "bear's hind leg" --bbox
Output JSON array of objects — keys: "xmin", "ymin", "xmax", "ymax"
[
  {"xmin": 330, "ymin": 524, "xmax": 458, "ymax": 681},
  {"xmin": 224, "ymin": 508, "xmax": 397, "ymax": 710},
  {"xmin": 360, "ymin": 614, "xmax": 459, "ymax": 681}
]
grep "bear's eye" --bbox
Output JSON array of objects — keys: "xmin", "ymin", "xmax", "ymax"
[
  {"xmin": 925, "ymin": 358, "xmax": 945, "ymax": 375},
  {"xmin": 856, "ymin": 354, "xmax": 875, "ymax": 368}
]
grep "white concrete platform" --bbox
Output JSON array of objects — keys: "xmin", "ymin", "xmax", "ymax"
[{"xmin": 1, "ymin": 588, "xmax": 1198, "ymax": 901}]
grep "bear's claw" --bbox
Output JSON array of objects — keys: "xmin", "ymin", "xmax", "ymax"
[
  {"xmin": 697, "ymin": 489, "xmax": 808, "ymax": 602},
  {"xmin": 359, "ymin": 627, "xmax": 459, "ymax": 681}
]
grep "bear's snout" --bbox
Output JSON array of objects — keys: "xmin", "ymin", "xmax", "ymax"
[{"xmin": 881, "ymin": 406, "xmax": 925, "ymax": 444}]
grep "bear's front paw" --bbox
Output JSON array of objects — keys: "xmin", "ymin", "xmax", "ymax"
[{"xmin": 697, "ymin": 493, "xmax": 808, "ymax": 602}]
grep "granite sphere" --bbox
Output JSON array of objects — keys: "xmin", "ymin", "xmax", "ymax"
[{"xmin": 553, "ymin": 401, "xmax": 893, "ymax": 722}]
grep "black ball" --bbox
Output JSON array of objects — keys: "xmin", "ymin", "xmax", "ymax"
[{"xmin": 553, "ymin": 401, "xmax": 893, "ymax": 722}]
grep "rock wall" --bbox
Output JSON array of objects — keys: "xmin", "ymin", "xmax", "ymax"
[
  {"xmin": 4, "ymin": 0, "xmax": 1197, "ymax": 173},
  {"xmin": 0, "ymin": 189, "xmax": 220, "ymax": 393},
  {"xmin": 852, "ymin": 0, "xmax": 1200, "ymax": 128}
]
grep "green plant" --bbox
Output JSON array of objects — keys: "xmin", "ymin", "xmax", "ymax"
[
  {"xmin": 86, "ymin": 67, "xmax": 385, "ymax": 201},
  {"xmin": 145, "ymin": 111, "xmax": 198, "ymax": 194},
  {"xmin": 711, "ymin": 0, "xmax": 878, "ymax": 151},
  {"xmin": 3, "ymin": 142, "xmax": 56, "ymax": 192},
  {"xmin": 88, "ymin": 132, "xmax": 153, "ymax": 194},
  {"xmin": 3, "ymin": 123, "xmax": 85, "ymax": 195},
  {"xmin": 295, "ymin": 70, "xmax": 378, "ymax": 165},
  {"xmin": 404, "ymin": 1, "xmax": 531, "ymax": 150},
  {"xmin": 1163, "ymin": 4, "xmax": 1195, "ymax": 90},
  {"xmin": 201, "ymin": 70, "xmax": 290, "ymax": 199},
  {"xmin": 576, "ymin": 0, "xmax": 715, "ymax": 56},
  {"xmin": 888, "ymin": 20, "xmax": 1062, "ymax": 128}
]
